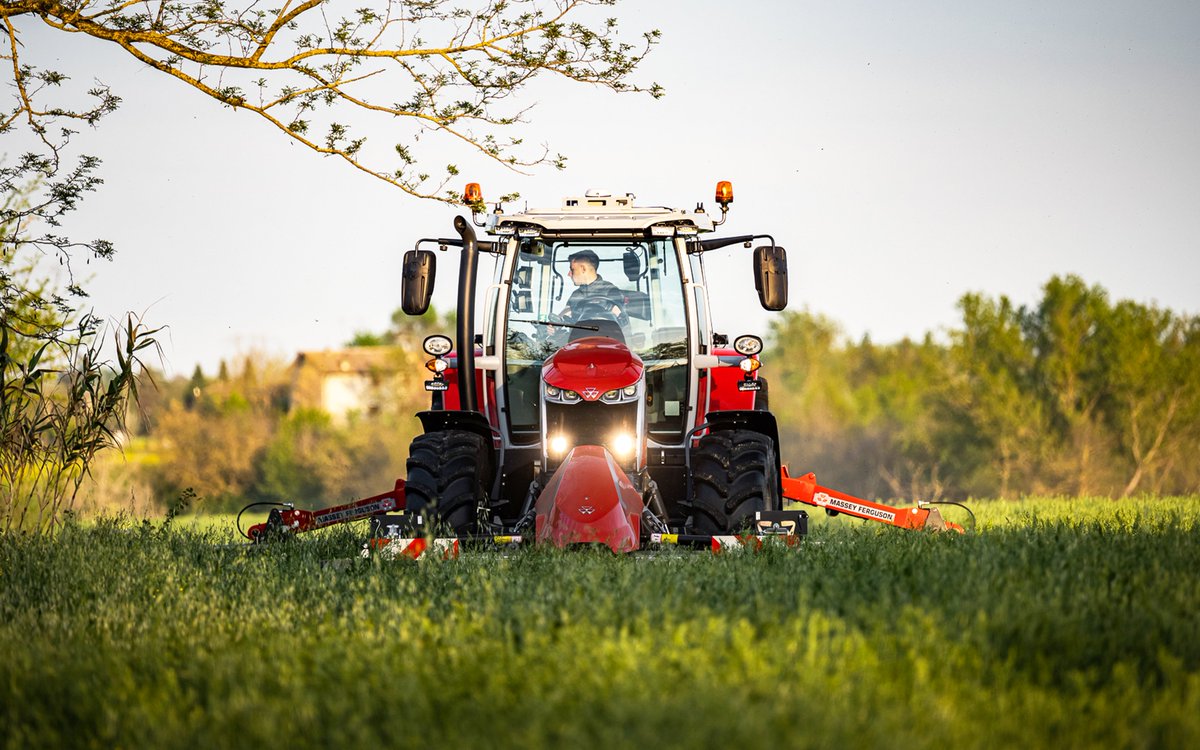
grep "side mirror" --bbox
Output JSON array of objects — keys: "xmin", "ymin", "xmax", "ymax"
[
  {"xmin": 513, "ymin": 266, "xmax": 532, "ymax": 289},
  {"xmin": 753, "ymin": 246, "xmax": 788, "ymax": 311},
  {"xmin": 511, "ymin": 290, "xmax": 533, "ymax": 313},
  {"xmin": 401, "ymin": 249, "xmax": 436, "ymax": 315},
  {"xmin": 623, "ymin": 248, "xmax": 642, "ymax": 282}
]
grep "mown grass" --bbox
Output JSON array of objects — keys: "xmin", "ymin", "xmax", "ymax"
[{"xmin": 2, "ymin": 498, "xmax": 1198, "ymax": 749}]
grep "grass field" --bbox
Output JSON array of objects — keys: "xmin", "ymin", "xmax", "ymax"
[{"xmin": 2, "ymin": 497, "xmax": 1198, "ymax": 749}]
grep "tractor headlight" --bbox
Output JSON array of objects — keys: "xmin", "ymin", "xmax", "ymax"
[
  {"xmin": 600, "ymin": 384, "xmax": 639, "ymax": 403},
  {"xmin": 549, "ymin": 434, "xmax": 571, "ymax": 456},
  {"xmin": 544, "ymin": 385, "xmax": 581, "ymax": 403},
  {"xmin": 610, "ymin": 432, "xmax": 635, "ymax": 459},
  {"xmin": 548, "ymin": 383, "xmax": 634, "ymax": 403}
]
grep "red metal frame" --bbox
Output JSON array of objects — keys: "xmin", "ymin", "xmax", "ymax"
[
  {"xmin": 245, "ymin": 480, "xmax": 406, "ymax": 541},
  {"xmin": 780, "ymin": 468, "xmax": 961, "ymax": 532},
  {"xmin": 705, "ymin": 349, "xmax": 760, "ymax": 413}
]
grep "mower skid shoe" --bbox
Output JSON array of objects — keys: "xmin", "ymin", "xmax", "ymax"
[
  {"xmin": 364, "ymin": 535, "xmax": 527, "ymax": 561},
  {"xmin": 649, "ymin": 532, "xmax": 803, "ymax": 552}
]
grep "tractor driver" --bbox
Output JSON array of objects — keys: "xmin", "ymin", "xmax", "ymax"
[{"xmin": 559, "ymin": 249, "xmax": 629, "ymax": 327}]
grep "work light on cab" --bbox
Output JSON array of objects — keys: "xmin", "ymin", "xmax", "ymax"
[
  {"xmin": 733, "ymin": 335, "xmax": 762, "ymax": 356},
  {"xmin": 423, "ymin": 334, "xmax": 452, "ymax": 357}
]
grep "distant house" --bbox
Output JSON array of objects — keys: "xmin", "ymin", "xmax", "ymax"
[{"xmin": 291, "ymin": 346, "xmax": 421, "ymax": 422}]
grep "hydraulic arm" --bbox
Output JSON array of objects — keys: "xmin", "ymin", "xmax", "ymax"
[
  {"xmin": 780, "ymin": 468, "xmax": 964, "ymax": 532},
  {"xmin": 243, "ymin": 480, "xmax": 406, "ymax": 542}
]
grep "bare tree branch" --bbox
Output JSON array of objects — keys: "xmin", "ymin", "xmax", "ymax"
[{"xmin": 2, "ymin": 0, "xmax": 662, "ymax": 201}]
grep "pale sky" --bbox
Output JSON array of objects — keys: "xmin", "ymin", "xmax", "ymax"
[{"xmin": 14, "ymin": 1, "xmax": 1200, "ymax": 376}]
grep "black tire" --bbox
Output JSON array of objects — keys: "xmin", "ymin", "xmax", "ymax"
[
  {"xmin": 685, "ymin": 429, "xmax": 779, "ymax": 534},
  {"xmin": 404, "ymin": 430, "xmax": 488, "ymax": 536}
]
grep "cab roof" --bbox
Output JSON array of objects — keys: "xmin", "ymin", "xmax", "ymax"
[{"xmin": 485, "ymin": 191, "xmax": 716, "ymax": 238}]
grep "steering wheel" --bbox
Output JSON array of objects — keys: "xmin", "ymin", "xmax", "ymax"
[{"xmin": 567, "ymin": 297, "xmax": 629, "ymax": 328}]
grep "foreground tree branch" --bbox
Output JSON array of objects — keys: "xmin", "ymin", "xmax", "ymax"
[
  {"xmin": 1, "ymin": 2, "xmax": 657, "ymax": 531},
  {"xmin": 3, "ymin": 0, "xmax": 662, "ymax": 201}
]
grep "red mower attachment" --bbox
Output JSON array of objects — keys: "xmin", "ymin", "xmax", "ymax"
[
  {"xmin": 780, "ymin": 468, "xmax": 967, "ymax": 533},
  {"xmin": 364, "ymin": 510, "xmax": 810, "ymax": 561},
  {"xmin": 241, "ymin": 480, "xmax": 406, "ymax": 542}
]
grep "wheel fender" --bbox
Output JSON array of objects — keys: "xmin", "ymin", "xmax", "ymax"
[{"xmin": 417, "ymin": 409, "xmax": 496, "ymax": 478}]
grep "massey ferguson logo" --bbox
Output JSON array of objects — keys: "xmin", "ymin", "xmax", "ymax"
[
  {"xmin": 582, "ymin": 387, "xmax": 600, "ymax": 400},
  {"xmin": 577, "ymin": 505, "xmax": 596, "ymax": 515},
  {"xmin": 813, "ymin": 492, "xmax": 896, "ymax": 522}
]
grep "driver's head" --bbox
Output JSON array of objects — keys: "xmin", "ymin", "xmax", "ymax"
[{"xmin": 567, "ymin": 250, "xmax": 600, "ymax": 286}]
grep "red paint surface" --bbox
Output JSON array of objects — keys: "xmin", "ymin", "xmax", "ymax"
[
  {"xmin": 542, "ymin": 338, "xmax": 643, "ymax": 400},
  {"xmin": 535, "ymin": 445, "xmax": 643, "ymax": 553}
]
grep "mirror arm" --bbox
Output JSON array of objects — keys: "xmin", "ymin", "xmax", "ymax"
[
  {"xmin": 414, "ymin": 237, "xmax": 461, "ymax": 251},
  {"xmin": 413, "ymin": 238, "xmax": 497, "ymax": 254},
  {"xmin": 695, "ymin": 234, "xmax": 776, "ymax": 253}
]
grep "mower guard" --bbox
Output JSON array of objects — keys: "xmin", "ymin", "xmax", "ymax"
[{"xmin": 534, "ymin": 445, "xmax": 643, "ymax": 553}]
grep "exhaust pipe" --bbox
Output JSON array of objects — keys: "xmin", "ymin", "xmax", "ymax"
[{"xmin": 453, "ymin": 215, "xmax": 479, "ymax": 413}]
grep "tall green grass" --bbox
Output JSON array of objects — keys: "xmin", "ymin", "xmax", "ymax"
[{"xmin": 2, "ymin": 498, "xmax": 1198, "ymax": 748}]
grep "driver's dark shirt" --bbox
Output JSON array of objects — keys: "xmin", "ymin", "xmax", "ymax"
[{"xmin": 564, "ymin": 275, "xmax": 624, "ymax": 319}]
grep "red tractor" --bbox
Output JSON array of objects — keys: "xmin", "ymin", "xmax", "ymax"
[{"xmin": 246, "ymin": 183, "xmax": 963, "ymax": 554}]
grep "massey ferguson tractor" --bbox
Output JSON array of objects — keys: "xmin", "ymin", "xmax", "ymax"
[{"xmin": 245, "ymin": 183, "xmax": 964, "ymax": 555}]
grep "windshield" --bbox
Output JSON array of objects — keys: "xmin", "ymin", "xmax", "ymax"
[{"xmin": 504, "ymin": 238, "xmax": 689, "ymax": 441}]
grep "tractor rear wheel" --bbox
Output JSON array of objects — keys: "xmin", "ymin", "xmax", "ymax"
[
  {"xmin": 404, "ymin": 430, "xmax": 488, "ymax": 536},
  {"xmin": 685, "ymin": 429, "xmax": 780, "ymax": 534}
]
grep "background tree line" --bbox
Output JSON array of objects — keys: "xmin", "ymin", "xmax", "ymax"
[
  {"xmin": 771, "ymin": 274, "xmax": 1200, "ymax": 500},
  {"xmin": 78, "ymin": 274, "xmax": 1197, "ymax": 516},
  {"xmin": 79, "ymin": 307, "xmax": 452, "ymax": 515}
]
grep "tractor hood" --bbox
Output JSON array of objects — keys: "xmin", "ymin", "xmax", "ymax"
[
  {"xmin": 535, "ymin": 445, "xmax": 643, "ymax": 553},
  {"xmin": 542, "ymin": 337, "xmax": 642, "ymax": 400}
]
